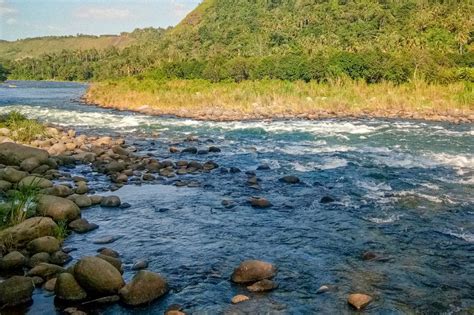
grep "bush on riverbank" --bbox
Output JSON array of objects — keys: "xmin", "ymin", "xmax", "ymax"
[
  {"xmin": 85, "ymin": 78, "xmax": 474, "ymax": 122},
  {"xmin": 0, "ymin": 180, "xmax": 40, "ymax": 228},
  {"xmin": 0, "ymin": 111, "xmax": 46, "ymax": 142}
]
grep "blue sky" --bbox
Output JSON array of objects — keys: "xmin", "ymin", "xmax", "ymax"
[{"xmin": 0, "ymin": 0, "xmax": 201, "ymax": 41}]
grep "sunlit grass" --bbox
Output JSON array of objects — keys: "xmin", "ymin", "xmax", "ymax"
[
  {"xmin": 0, "ymin": 110, "xmax": 46, "ymax": 142},
  {"xmin": 86, "ymin": 79, "xmax": 474, "ymax": 121}
]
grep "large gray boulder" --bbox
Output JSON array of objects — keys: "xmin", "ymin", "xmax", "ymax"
[
  {"xmin": 74, "ymin": 256, "xmax": 125, "ymax": 296},
  {"xmin": 0, "ymin": 276, "xmax": 34, "ymax": 307},
  {"xmin": 0, "ymin": 142, "xmax": 49, "ymax": 166},
  {"xmin": 119, "ymin": 270, "xmax": 168, "ymax": 306},
  {"xmin": 231, "ymin": 260, "xmax": 277, "ymax": 284},
  {"xmin": 0, "ymin": 217, "xmax": 58, "ymax": 250},
  {"xmin": 37, "ymin": 195, "xmax": 81, "ymax": 222},
  {"xmin": 55, "ymin": 273, "xmax": 87, "ymax": 301}
]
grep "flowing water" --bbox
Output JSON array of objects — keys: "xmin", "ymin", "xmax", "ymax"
[{"xmin": 0, "ymin": 81, "xmax": 473, "ymax": 314}]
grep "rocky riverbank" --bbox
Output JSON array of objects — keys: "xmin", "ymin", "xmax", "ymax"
[{"xmin": 0, "ymin": 118, "xmax": 377, "ymax": 314}]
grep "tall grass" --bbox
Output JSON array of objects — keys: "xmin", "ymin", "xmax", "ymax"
[
  {"xmin": 0, "ymin": 179, "xmax": 40, "ymax": 228},
  {"xmin": 0, "ymin": 111, "xmax": 46, "ymax": 142},
  {"xmin": 86, "ymin": 79, "xmax": 474, "ymax": 121}
]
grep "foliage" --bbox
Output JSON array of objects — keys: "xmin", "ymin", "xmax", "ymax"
[
  {"xmin": 0, "ymin": 63, "xmax": 8, "ymax": 81},
  {"xmin": 0, "ymin": 111, "xmax": 46, "ymax": 142},
  {"xmin": 5, "ymin": 1, "xmax": 473, "ymax": 85},
  {"xmin": 54, "ymin": 220, "xmax": 69, "ymax": 242},
  {"xmin": 0, "ymin": 179, "xmax": 40, "ymax": 227}
]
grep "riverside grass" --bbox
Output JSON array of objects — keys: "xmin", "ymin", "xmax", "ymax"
[{"xmin": 85, "ymin": 79, "xmax": 474, "ymax": 122}]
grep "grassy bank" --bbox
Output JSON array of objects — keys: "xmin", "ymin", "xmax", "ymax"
[{"xmin": 85, "ymin": 79, "xmax": 474, "ymax": 122}]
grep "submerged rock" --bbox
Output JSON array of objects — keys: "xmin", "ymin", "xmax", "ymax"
[
  {"xmin": 74, "ymin": 256, "xmax": 125, "ymax": 296},
  {"xmin": 0, "ymin": 276, "xmax": 34, "ymax": 307},
  {"xmin": 249, "ymin": 197, "xmax": 272, "ymax": 208},
  {"xmin": 320, "ymin": 196, "xmax": 335, "ymax": 204},
  {"xmin": 348, "ymin": 293, "xmax": 373, "ymax": 310},
  {"xmin": 132, "ymin": 259, "xmax": 149, "ymax": 270},
  {"xmin": 101, "ymin": 196, "xmax": 121, "ymax": 207},
  {"xmin": 231, "ymin": 260, "xmax": 277, "ymax": 283},
  {"xmin": 97, "ymin": 248, "xmax": 120, "ymax": 258},
  {"xmin": 279, "ymin": 175, "xmax": 300, "ymax": 184},
  {"xmin": 69, "ymin": 218, "xmax": 98, "ymax": 234},
  {"xmin": 246, "ymin": 279, "xmax": 278, "ymax": 292},
  {"xmin": 119, "ymin": 270, "xmax": 168, "ymax": 306}
]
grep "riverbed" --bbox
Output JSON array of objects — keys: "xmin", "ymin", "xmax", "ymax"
[{"xmin": 1, "ymin": 81, "xmax": 473, "ymax": 314}]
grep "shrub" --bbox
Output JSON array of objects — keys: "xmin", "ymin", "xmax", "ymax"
[{"xmin": 0, "ymin": 111, "xmax": 46, "ymax": 142}]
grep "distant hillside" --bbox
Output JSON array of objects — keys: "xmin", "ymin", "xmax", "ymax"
[
  {"xmin": 161, "ymin": 0, "xmax": 473, "ymax": 59},
  {"xmin": 0, "ymin": 28, "xmax": 165, "ymax": 60}
]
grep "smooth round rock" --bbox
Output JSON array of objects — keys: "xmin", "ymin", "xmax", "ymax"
[
  {"xmin": 231, "ymin": 260, "xmax": 277, "ymax": 283},
  {"xmin": 27, "ymin": 236, "xmax": 60, "ymax": 254},
  {"xmin": 55, "ymin": 272, "xmax": 87, "ymax": 301},
  {"xmin": 231, "ymin": 294, "xmax": 250, "ymax": 304},
  {"xmin": 74, "ymin": 256, "xmax": 125, "ymax": 296},
  {"xmin": 119, "ymin": 270, "xmax": 168, "ymax": 306},
  {"xmin": 348, "ymin": 293, "xmax": 373, "ymax": 310},
  {"xmin": 0, "ymin": 276, "xmax": 34, "ymax": 307}
]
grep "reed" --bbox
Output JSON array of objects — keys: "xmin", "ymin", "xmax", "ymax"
[{"xmin": 85, "ymin": 79, "xmax": 474, "ymax": 122}]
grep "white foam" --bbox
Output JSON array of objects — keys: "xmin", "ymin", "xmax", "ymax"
[
  {"xmin": 367, "ymin": 214, "xmax": 401, "ymax": 224},
  {"xmin": 444, "ymin": 230, "xmax": 474, "ymax": 243}
]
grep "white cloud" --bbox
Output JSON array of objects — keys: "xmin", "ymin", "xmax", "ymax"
[
  {"xmin": 5, "ymin": 17, "xmax": 16, "ymax": 24},
  {"xmin": 0, "ymin": 0, "xmax": 16, "ymax": 16},
  {"xmin": 75, "ymin": 7, "xmax": 131, "ymax": 19}
]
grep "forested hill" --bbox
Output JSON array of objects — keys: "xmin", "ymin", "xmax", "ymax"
[
  {"xmin": 0, "ymin": 28, "xmax": 165, "ymax": 60},
  {"xmin": 3, "ymin": 0, "xmax": 473, "ymax": 83}
]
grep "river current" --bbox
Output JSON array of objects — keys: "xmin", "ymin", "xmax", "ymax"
[{"xmin": 0, "ymin": 81, "xmax": 473, "ymax": 314}]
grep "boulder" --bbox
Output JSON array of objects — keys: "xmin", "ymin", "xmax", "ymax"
[
  {"xmin": 0, "ymin": 142, "xmax": 49, "ymax": 166},
  {"xmin": 19, "ymin": 176, "xmax": 53, "ymax": 189},
  {"xmin": 231, "ymin": 294, "xmax": 250, "ymax": 304},
  {"xmin": 100, "ymin": 196, "xmax": 121, "ymax": 208},
  {"xmin": 132, "ymin": 259, "xmax": 149, "ymax": 270},
  {"xmin": 0, "ymin": 251, "xmax": 26, "ymax": 270},
  {"xmin": 1, "ymin": 166, "xmax": 27, "ymax": 183},
  {"xmin": 48, "ymin": 143, "xmax": 67, "ymax": 155},
  {"xmin": 246, "ymin": 279, "xmax": 278, "ymax": 292},
  {"xmin": 37, "ymin": 195, "xmax": 81, "ymax": 222},
  {"xmin": 348, "ymin": 293, "xmax": 373, "ymax": 310},
  {"xmin": 55, "ymin": 273, "xmax": 87, "ymax": 301},
  {"xmin": 27, "ymin": 263, "xmax": 65, "ymax": 279},
  {"xmin": 97, "ymin": 248, "xmax": 119, "ymax": 258},
  {"xmin": 0, "ymin": 276, "xmax": 34, "ymax": 307},
  {"xmin": 249, "ymin": 197, "xmax": 272, "ymax": 208},
  {"xmin": 20, "ymin": 157, "xmax": 41, "ymax": 172},
  {"xmin": 74, "ymin": 256, "xmax": 125, "ymax": 296},
  {"xmin": 27, "ymin": 236, "xmax": 60, "ymax": 254},
  {"xmin": 69, "ymin": 218, "xmax": 98, "ymax": 234},
  {"xmin": 182, "ymin": 147, "xmax": 197, "ymax": 154},
  {"xmin": 119, "ymin": 270, "xmax": 168, "ymax": 306},
  {"xmin": 231, "ymin": 260, "xmax": 277, "ymax": 283},
  {"xmin": 320, "ymin": 196, "xmax": 335, "ymax": 204},
  {"xmin": 0, "ymin": 217, "xmax": 57, "ymax": 249}
]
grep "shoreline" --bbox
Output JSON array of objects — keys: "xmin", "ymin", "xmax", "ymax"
[{"xmin": 83, "ymin": 80, "xmax": 474, "ymax": 124}]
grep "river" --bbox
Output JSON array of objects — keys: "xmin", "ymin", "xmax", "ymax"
[{"xmin": 0, "ymin": 81, "xmax": 473, "ymax": 314}]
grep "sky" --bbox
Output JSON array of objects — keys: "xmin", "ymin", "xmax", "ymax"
[{"xmin": 0, "ymin": 0, "xmax": 201, "ymax": 41}]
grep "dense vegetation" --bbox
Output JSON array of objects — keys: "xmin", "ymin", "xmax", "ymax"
[
  {"xmin": 3, "ymin": 0, "xmax": 473, "ymax": 84},
  {"xmin": 0, "ymin": 63, "xmax": 8, "ymax": 81}
]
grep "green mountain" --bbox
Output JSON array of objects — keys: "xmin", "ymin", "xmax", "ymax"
[{"xmin": 3, "ymin": 0, "xmax": 473, "ymax": 83}]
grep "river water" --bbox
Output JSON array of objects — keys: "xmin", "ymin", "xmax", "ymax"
[{"xmin": 0, "ymin": 81, "xmax": 473, "ymax": 314}]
